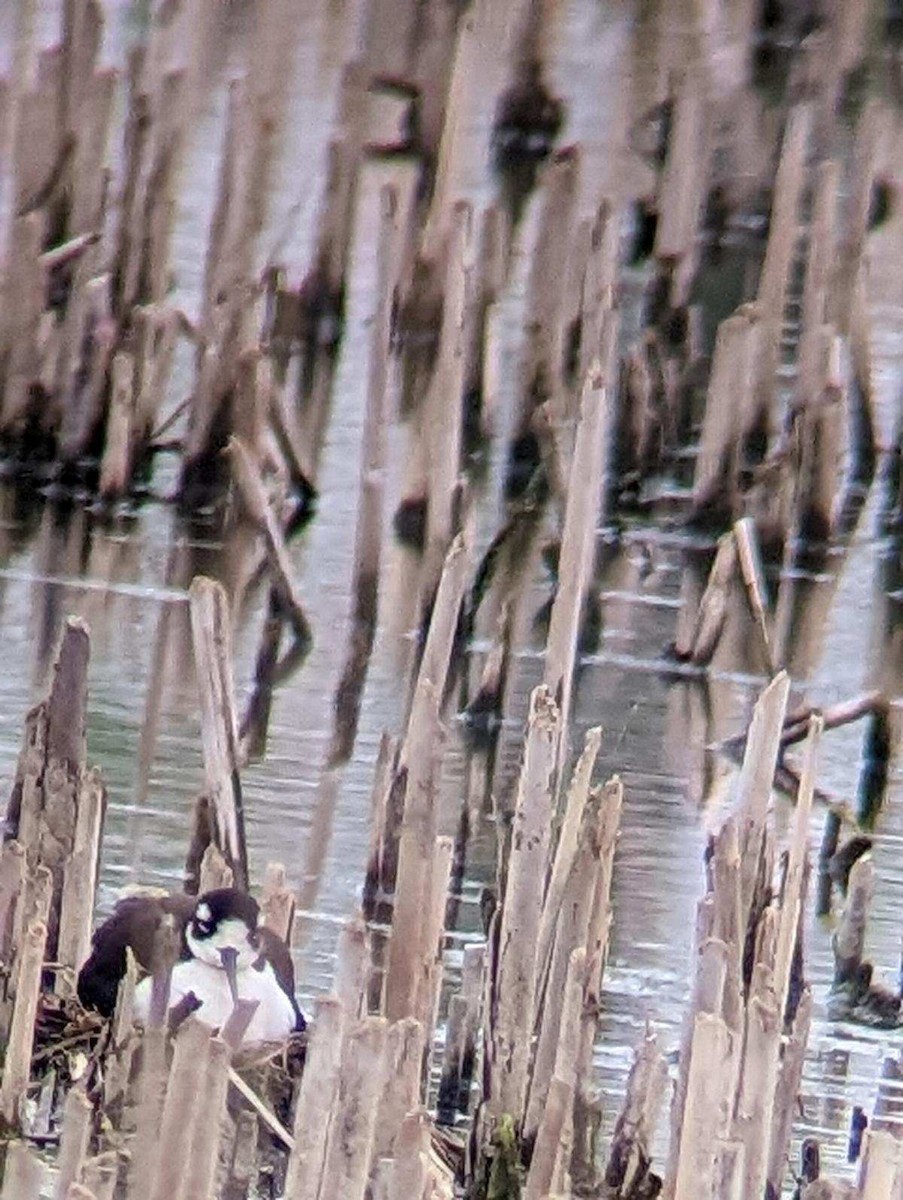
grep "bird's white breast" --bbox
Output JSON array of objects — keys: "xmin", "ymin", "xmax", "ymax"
[{"xmin": 133, "ymin": 960, "xmax": 296, "ymax": 1044}]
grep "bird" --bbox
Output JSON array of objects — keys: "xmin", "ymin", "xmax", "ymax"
[{"xmin": 77, "ymin": 887, "xmax": 304, "ymax": 1046}]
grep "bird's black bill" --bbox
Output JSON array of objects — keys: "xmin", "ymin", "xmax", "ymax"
[{"xmin": 219, "ymin": 946, "xmax": 240, "ymax": 1006}]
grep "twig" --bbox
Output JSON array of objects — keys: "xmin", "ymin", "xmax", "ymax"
[{"xmin": 227, "ymin": 1067, "xmax": 296, "ymax": 1150}]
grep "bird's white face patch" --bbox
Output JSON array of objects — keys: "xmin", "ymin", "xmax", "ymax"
[
  {"xmin": 195, "ymin": 903, "xmax": 212, "ymax": 923},
  {"xmin": 187, "ymin": 917, "xmax": 257, "ymax": 971}
]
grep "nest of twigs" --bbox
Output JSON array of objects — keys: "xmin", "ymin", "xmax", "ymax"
[
  {"xmin": 232, "ymin": 1030, "xmax": 307, "ymax": 1121},
  {"xmin": 225, "ymin": 1032, "xmax": 308, "ymax": 1198},
  {"xmin": 32, "ymin": 992, "xmax": 105, "ymax": 1088}
]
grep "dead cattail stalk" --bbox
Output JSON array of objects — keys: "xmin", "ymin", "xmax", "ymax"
[
  {"xmin": 418, "ymin": 835, "xmax": 454, "ymax": 1038},
  {"xmin": 0, "ymin": 213, "xmax": 43, "ymax": 436},
  {"xmin": 667, "ymin": 936, "xmax": 731, "ymax": 1189},
  {"xmin": 0, "ymin": 1141, "xmax": 42, "ymax": 1200},
  {"xmin": 220, "ymin": 1000, "xmax": 260, "ymax": 1052},
  {"xmin": 604, "ymin": 1028, "xmax": 669, "ymax": 1199},
  {"xmin": 526, "ymin": 832, "xmax": 597, "ymax": 1142},
  {"xmin": 858, "ymin": 1129, "xmax": 902, "ymax": 1200},
  {"xmin": 654, "ymin": 71, "xmax": 709, "ymax": 306},
  {"xmin": 383, "ymin": 691, "xmax": 440, "ymax": 1022},
  {"xmin": 372, "ymin": 1017, "xmax": 427, "ymax": 1162},
  {"xmin": 149, "ymin": 1020, "xmax": 213, "ymax": 1200},
  {"xmin": 319, "ymin": 1017, "xmax": 389, "ymax": 1200},
  {"xmin": 573, "ymin": 777, "xmax": 622, "ymax": 1155},
  {"xmin": 328, "ymin": 183, "xmax": 400, "ymax": 767},
  {"xmin": 542, "ymin": 361, "xmax": 609, "ymax": 759},
  {"xmin": 754, "ymin": 104, "xmax": 812, "ymax": 442},
  {"xmin": 6, "ymin": 617, "xmax": 90, "ymax": 965},
  {"xmin": 524, "ymin": 1076, "xmax": 571, "ymax": 1200},
  {"xmin": 65, "ymin": 1186, "xmax": 100, "ymax": 1200},
  {"xmin": 198, "ymin": 842, "xmax": 234, "ymax": 893},
  {"xmin": 0, "ymin": 0, "xmax": 37, "ymax": 238},
  {"xmin": 226, "ymin": 1068, "xmax": 294, "ymax": 1149},
  {"xmin": 80, "ymin": 1154, "xmax": 118, "ymax": 1200},
  {"xmin": 385, "ymin": 1110, "xmax": 429, "ymax": 1200},
  {"xmin": 517, "ymin": 149, "xmax": 581, "ymax": 412},
  {"xmin": 529, "ymin": 946, "xmax": 587, "ymax": 1165},
  {"xmin": 385, "ymin": 536, "xmax": 469, "ymax": 1020},
  {"xmin": 797, "ymin": 161, "xmax": 839, "ymax": 410},
  {"xmin": 534, "ymin": 726, "xmax": 602, "ymax": 990},
  {"xmin": 188, "ymin": 576, "xmax": 248, "ymax": 889},
  {"xmin": 733, "ymin": 517, "xmax": 775, "ymax": 674},
  {"xmin": 691, "ymin": 306, "xmax": 759, "ymax": 521},
  {"xmin": 731, "ymin": 991, "xmax": 783, "ymax": 1200},
  {"xmin": 260, "ymin": 862, "xmax": 295, "ymax": 944},
  {"xmin": 335, "ymin": 918, "xmax": 369, "ymax": 1023},
  {"xmin": 833, "ymin": 854, "xmax": 873, "ymax": 981},
  {"xmin": 56, "ymin": 766, "xmax": 105, "ymax": 994},
  {"xmin": 284, "ymin": 996, "xmax": 344, "ymax": 1200},
  {"xmin": 423, "ymin": 203, "xmax": 472, "ymax": 591},
  {"xmin": 674, "ymin": 532, "xmax": 738, "ymax": 666},
  {"xmin": 767, "ymin": 986, "xmax": 813, "ymax": 1196},
  {"xmin": 127, "ymin": 1036, "xmax": 170, "ymax": 1198},
  {"xmin": 223, "ymin": 1110, "xmax": 258, "ymax": 1200},
  {"xmin": 0, "ymin": 840, "xmax": 27, "ymax": 964},
  {"xmin": 835, "ymin": 99, "xmax": 886, "ymax": 335},
  {"xmin": 773, "ymin": 716, "xmax": 821, "ymax": 1013},
  {"xmin": 671, "ymin": 1013, "xmax": 733, "ymax": 1200},
  {"xmin": 53, "ymin": 1085, "xmax": 93, "ymax": 1200},
  {"xmin": 363, "ymin": 733, "xmax": 398, "ymax": 921},
  {"xmin": 490, "ymin": 685, "xmax": 560, "ymax": 1125},
  {"xmin": 735, "ymin": 672, "xmax": 790, "ymax": 926},
  {"xmin": 98, "ymin": 351, "xmax": 136, "ymax": 501},
  {"xmin": 0, "ymin": 919, "xmax": 49, "ymax": 1128}
]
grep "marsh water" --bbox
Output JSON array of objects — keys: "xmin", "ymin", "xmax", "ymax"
[{"xmin": 2, "ymin": 0, "xmax": 903, "ymax": 1185}]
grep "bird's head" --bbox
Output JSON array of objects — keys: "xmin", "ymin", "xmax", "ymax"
[{"xmin": 186, "ymin": 888, "xmax": 262, "ymax": 1001}]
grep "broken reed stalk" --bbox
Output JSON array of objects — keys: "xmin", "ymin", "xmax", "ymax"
[
  {"xmin": 423, "ymin": 202, "xmax": 472, "ymax": 594},
  {"xmin": 754, "ymin": 103, "xmax": 812, "ymax": 443},
  {"xmin": 534, "ymin": 726, "xmax": 602, "ymax": 988},
  {"xmin": 284, "ymin": 997, "xmax": 344, "ymax": 1199},
  {"xmin": 517, "ymin": 148, "xmax": 581, "ymax": 418},
  {"xmin": 489, "ymin": 684, "xmax": 560, "ymax": 1123},
  {"xmin": 2, "ymin": 15, "xmax": 902, "ymax": 1200},
  {"xmin": 384, "ymin": 533, "xmax": 470, "ymax": 1021},
  {"xmin": 319, "ymin": 1017, "xmax": 388, "ymax": 1200},
  {"xmin": 773, "ymin": 715, "xmax": 821, "ymax": 1012},
  {"xmin": 260, "ymin": 862, "xmax": 295, "ymax": 944},
  {"xmin": 834, "ymin": 854, "xmax": 873, "ymax": 982},
  {"xmin": 654, "ymin": 69, "xmax": 709, "ymax": 306},
  {"xmin": 188, "ymin": 576, "xmax": 249, "ymax": 889},
  {"xmin": 327, "ymin": 181, "xmax": 400, "ymax": 767},
  {"xmin": 735, "ymin": 671, "xmax": 791, "ymax": 922},
  {"xmin": 0, "ymin": 919, "xmax": 48, "ymax": 1129},
  {"xmin": 675, "ymin": 530, "xmax": 738, "ymax": 666},
  {"xmin": 0, "ymin": 634, "xmax": 896, "ymax": 1200},
  {"xmin": 733, "ymin": 516, "xmax": 775, "ymax": 674},
  {"xmin": 542, "ymin": 359, "xmax": 610, "ymax": 765},
  {"xmin": 603, "ymin": 1027, "xmax": 668, "ymax": 1199},
  {"xmin": 0, "ymin": 1142, "xmax": 42, "ymax": 1200},
  {"xmin": 53, "ymin": 1085, "xmax": 93, "ymax": 1200},
  {"xmin": 691, "ymin": 305, "xmax": 759, "ymax": 520},
  {"xmin": 5, "ymin": 617, "xmax": 92, "ymax": 972}
]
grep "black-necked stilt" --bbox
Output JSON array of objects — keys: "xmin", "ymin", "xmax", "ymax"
[{"xmin": 77, "ymin": 887, "xmax": 304, "ymax": 1045}]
